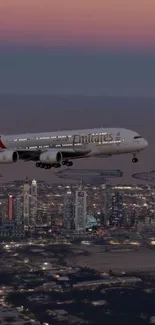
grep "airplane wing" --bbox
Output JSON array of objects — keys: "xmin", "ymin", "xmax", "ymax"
[{"xmin": 16, "ymin": 147, "xmax": 91, "ymax": 162}]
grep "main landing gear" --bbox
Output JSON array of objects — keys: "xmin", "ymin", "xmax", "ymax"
[
  {"xmin": 35, "ymin": 162, "xmax": 61, "ymax": 169},
  {"xmin": 132, "ymin": 153, "xmax": 138, "ymax": 163},
  {"xmin": 35, "ymin": 160, "xmax": 73, "ymax": 169},
  {"xmin": 62, "ymin": 160, "xmax": 73, "ymax": 167}
]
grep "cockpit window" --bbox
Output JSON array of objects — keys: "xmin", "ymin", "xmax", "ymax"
[{"xmin": 134, "ymin": 136, "xmax": 142, "ymax": 139}]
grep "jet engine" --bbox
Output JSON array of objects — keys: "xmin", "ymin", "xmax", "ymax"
[
  {"xmin": 39, "ymin": 150, "xmax": 62, "ymax": 164},
  {"xmin": 0, "ymin": 150, "xmax": 19, "ymax": 163}
]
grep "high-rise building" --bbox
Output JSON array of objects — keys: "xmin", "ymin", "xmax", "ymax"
[
  {"xmin": 23, "ymin": 177, "xmax": 30, "ymax": 231},
  {"xmin": 110, "ymin": 191, "xmax": 123, "ymax": 226},
  {"xmin": 152, "ymin": 193, "xmax": 155, "ymax": 223},
  {"xmin": 63, "ymin": 187, "xmax": 74, "ymax": 230},
  {"xmin": 30, "ymin": 179, "xmax": 38, "ymax": 231},
  {"xmin": 75, "ymin": 183, "xmax": 87, "ymax": 232},
  {"xmin": 101, "ymin": 183, "xmax": 111, "ymax": 226},
  {"xmin": 8, "ymin": 195, "xmax": 14, "ymax": 221},
  {"xmin": 0, "ymin": 198, "xmax": 8, "ymax": 221},
  {"xmin": 14, "ymin": 195, "xmax": 22, "ymax": 226}
]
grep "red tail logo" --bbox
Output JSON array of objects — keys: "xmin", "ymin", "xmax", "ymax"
[{"xmin": 0, "ymin": 136, "xmax": 6, "ymax": 149}]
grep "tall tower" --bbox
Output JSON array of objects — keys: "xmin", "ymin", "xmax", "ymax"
[
  {"xmin": 110, "ymin": 191, "xmax": 123, "ymax": 227},
  {"xmin": 101, "ymin": 183, "xmax": 111, "ymax": 226},
  {"xmin": 23, "ymin": 177, "xmax": 30, "ymax": 231},
  {"xmin": 14, "ymin": 195, "xmax": 22, "ymax": 226},
  {"xmin": 63, "ymin": 187, "xmax": 74, "ymax": 230},
  {"xmin": 75, "ymin": 182, "xmax": 87, "ymax": 232},
  {"xmin": 30, "ymin": 179, "xmax": 38, "ymax": 231},
  {"xmin": 8, "ymin": 194, "xmax": 14, "ymax": 221}
]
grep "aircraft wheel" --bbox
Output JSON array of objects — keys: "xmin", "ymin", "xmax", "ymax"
[
  {"xmin": 36, "ymin": 162, "xmax": 40, "ymax": 168},
  {"xmin": 132, "ymin": 157, "xmax": 138, "ymax": 163},
  {"xmin": 66, "ymin": 161, "xmax": 73, "ymax": 166},
  {"xmin": 54, "ymin": 163, "xmax": 61, "ymax": 168}
]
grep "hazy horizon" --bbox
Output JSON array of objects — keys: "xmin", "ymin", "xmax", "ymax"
[{"xmin": 1, "ymin": 49, "xmax": 155, "ymax": 97}]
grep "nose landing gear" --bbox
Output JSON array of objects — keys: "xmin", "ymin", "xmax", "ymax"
[
  {"xmin": 132, "ymin": 153, "xmax": 138, "ymax": 163},
  {"xmin": 132, "ymin": 158, "xmax": 138, "ymax": 163}
]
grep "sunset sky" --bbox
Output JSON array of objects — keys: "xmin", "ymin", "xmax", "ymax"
[{"xmin": 0, "ymin": 0, "xmax": 155, "ymax": 95}]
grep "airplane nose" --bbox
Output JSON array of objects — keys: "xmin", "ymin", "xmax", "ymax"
[{"xmin": 143, "ymin": 139, "xmax": 148, "ymax": 148}]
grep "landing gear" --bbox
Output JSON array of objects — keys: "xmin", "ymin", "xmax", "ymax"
[
  {"xmin": 36, "ymin": 162, "xmax": 51, "ymax": 169},
  {"xmin": 132, "ymin": 158, "xmax": 138, "ymax": 163},
  {"xmin": 62, "ymin": 160, "xmax": 73, "ymax": 167},
  {"xmin": 132, "ymin": 153, "xmax": 138, "ymax": 163},
  {"xmin": 67, "ymin": 161, "xmax": 73, "ymax": 167},
  {"xmin": 35, "ymin": 162, "xmax": 61, "ymax": 169},
  {"xmin": 44, "ymin": 164, "xmax": 51, "ymax": 169},
  {"xmin": 53, "ymin": 163, "xmax": 61, "ymax": 168}
]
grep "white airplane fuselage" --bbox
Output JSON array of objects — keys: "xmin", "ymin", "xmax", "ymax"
[{"xmin": 0, "ymin": 127, "xmax": 148, "ymax": 168}]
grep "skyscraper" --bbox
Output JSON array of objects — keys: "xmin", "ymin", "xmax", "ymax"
[
  {"xmin": 110, "ymin": 191, "xmax": 123, "ymax": 227},
  {"xmin": 8, "ymin": 195, "xmax": 14, "ymax": 221},
  {"xmin": 14, "ymin": 195, "xmax": 22, "ymax": 226},
  {"xmin": 30, "ymin": 179, "xmax": 38, "ymax": 232},
  {"xmin": 63, "ymin": 187, "xmax": 74, "ymax": 230},
  {"xmin": 102, "ymin": 183, "xmax": 112, "ymax": 226},
  {"xmin": 75, "ymin": 183, "xmax": 87, "ymax": 232},
  {"xmin": 23, "ymin": 177, "xmax": 30, "ymax": 231}
]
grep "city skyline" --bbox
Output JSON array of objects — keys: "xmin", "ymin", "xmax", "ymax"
[
  {"xmin": 0, "ymin": 175, "xmax": 155, "ymax": 324},
  {"xmin": 0, "ymin": 178, "xmax": 155, "ymax": 233}
]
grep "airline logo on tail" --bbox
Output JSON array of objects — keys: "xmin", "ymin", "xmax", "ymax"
[{"xmin": 0, "ymin": 136, "xmax": 6, "ymax": 149}]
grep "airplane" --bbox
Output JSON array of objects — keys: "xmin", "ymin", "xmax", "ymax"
[{"xmin": 0, "ymin": 128, "xmax": 148, "ymax": 169}]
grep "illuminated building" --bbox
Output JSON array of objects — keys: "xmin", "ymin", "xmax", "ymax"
[
  {"xmin": 110, "ymin": 191, "xmax": 123, "ymax": 226},
  {"xmin": 8, "ymin": 195, "xmax": 14, "ymax": 221},
  {"xmin": 0, "ymin": 220, "xmax": 24, "ymax": 237},
  {"xmin": 75, "ymin": 182, "xmax": 87, "ymax": 232},
  {"xmin": 30, "ymin": 179, "xmax": 38, "ymax": 232},
  {"xmin": 0, "ymin": 198, "xmax": 8, "ymax": 221},
  {"xmin": 14, "ymin": 195, "xmax": 22, "ymax": 226},
  {"xmin": 1, "ymin": 194, "xmax": 24, "ymax": 237},
  {"xmin": 101, "ymin": 183, "xmax": 111, "ymax": 226},
  {"xmin": 86, "ymin": 215, "xmax": 99, "ymax": 229},
  {"xmin": 23, "ymin": 177, "xmax": 30, "ymax": 231},
  {"xmin": 63, "ymin": 187, "xmax": 74, "ymax": 230}
]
